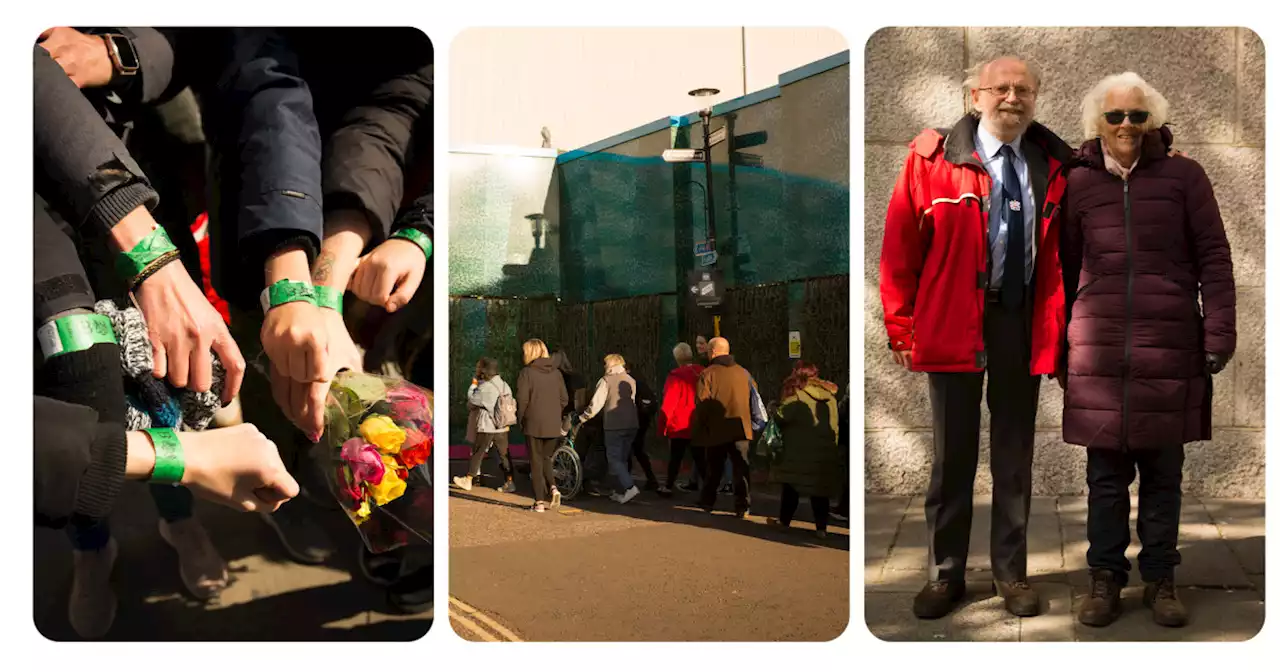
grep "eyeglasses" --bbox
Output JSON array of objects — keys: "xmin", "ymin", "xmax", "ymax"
[
  {"xmin": 977, "ymin": 85, "xmax": 1037, "ymax": 99},
  {"xmin": 1103, "ymin": 110, "xmax": 1150, "ymax": 125}
]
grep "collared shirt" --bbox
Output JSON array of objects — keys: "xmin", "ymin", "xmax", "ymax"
[{"xmin": 974, "ymin": 123, "xmax": 1036, "ymax": 289}]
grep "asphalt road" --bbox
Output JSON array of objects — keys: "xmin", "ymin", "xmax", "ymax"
[{"xmin": 448, "ymin": 470, "xmax": 850, "ymax": 641}]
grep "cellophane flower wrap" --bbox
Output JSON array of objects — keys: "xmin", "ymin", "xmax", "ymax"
[{"xmin": 321, "ymin": 371, "xmax": 433, "ymax": 553}]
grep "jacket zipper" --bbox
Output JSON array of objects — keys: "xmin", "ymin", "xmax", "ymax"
[{"xmin": 1121, "ymin": 179, "xmax": 1133, "ymax": 449}]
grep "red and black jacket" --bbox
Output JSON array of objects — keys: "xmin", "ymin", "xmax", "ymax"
[{"xmin": 879, "ymin": 113, "xmax": 1072, "ymax": 375}]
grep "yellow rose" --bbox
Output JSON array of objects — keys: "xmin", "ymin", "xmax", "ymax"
[
  {"xmin": 367, "ymin": 455, "xmax": 407, "ymax": 505},
  {"xmin": 360, "ymin": 415, "xmax": 406, "ymax": 454},
  {"xmin": 352, "ymin": 500, "xmax": 372, "ymax": 524}
]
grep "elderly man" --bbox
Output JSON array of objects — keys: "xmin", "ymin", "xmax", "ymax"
[
  {"xmin": 690, "ymin": 337, "xmax": 754, "ymax": 517},
  {"xmin": 879, "ymin": 56, "xmax": 1072, "ymax": 619}
]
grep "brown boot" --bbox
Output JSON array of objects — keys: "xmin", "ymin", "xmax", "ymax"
[
  {"xmin": 993, "ymin": 579, "xmax": 1041, "ymax": 617},
  {"xmin": 1144, "ymin": 577, "xmax": 1188, "ymax": 627},
  {"xmin": 912, "ymin": 580, "xmax": 965, "ymax": 619},
  {"xmin": 1078, "ymin": 569, "xmax": 1124, "ymax": 627}
]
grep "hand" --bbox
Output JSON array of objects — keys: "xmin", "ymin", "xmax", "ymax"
[
  {"xmin": 1168, "ymin": 148, "xmax": 1190, "ymax": 159},
  {"xmin": 322, "ymin": 308, "xmax": 363, "ymax": 375},
  {"xmin": 1206, "ymin": 352, "xmax": 1227, "ymax": 375},
  {"xmin": 269, "ymin": 365, "xmax": 330, "ymax": 442},
  {"xmin": 134, "ymin": 261, "xmax": 245, "ymax": 404},
  {"xmin": 891, "ymin": 349, "xmax": 913, "ymax": 369},
  {"xmin": 37, "ymin": 27, "xmax": 114, "ymax": 89},
  {"xmin": 179, "ymin": 423, "xmax": 299, "ymax": 513},
  {"xmin": 260, "ymin": 301, "xmax": 333, "ymax": 439},
  {"xmin": 350, "ymin": 238, "xmax": 427, "ymax": 313}
]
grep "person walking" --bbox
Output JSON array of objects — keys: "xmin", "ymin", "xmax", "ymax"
[
  {"xmin": 657, "ymin": 342, "xmax": 705, "ymax": 496},
  {"xmin": 1063, "ymin": 72, "xmax": 1236, "ymax": 629},
  {"xmin": 626, "ymin": 363, "xmax": 660, "ymax": 490},
  {"xmin": 578, "ymin": 354, "xmax": 642, "ymax": 504},
  {"xmin": 690, "ymin": 337, "xmax": 754, "ymax": 517},
  {"xmin": 515, "ymin": 339, "xmax": 568, "ymax": 512},
  {"xmin": 769, "ymin": 361, "xmax": 842, "ymax": 539},
  {"xmin": 454, "ymin": 358, "xmax": 516, "ymax": 493}
]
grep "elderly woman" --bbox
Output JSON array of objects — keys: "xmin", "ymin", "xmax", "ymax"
[
  {"xmin": 578, "ymin": 354, "xmax": 642, "ymax": 504},
  {"xmin": 1061, "ymin": 72, "xmax": 1236, "ymax": 629},
  {"xmin": 657, "ymin": 342, "xmax": 706, "ymax": 495},
  {"xmin": 516, "ymin": 338, "xmax": 569, "ymax": 512}
]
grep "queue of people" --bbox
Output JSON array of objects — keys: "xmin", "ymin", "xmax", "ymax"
[{"xmin": 33, "ymin": 27, "xmax": 435, "ymax": 638}]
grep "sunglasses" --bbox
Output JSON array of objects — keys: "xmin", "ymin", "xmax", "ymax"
[{"xmin": 1103, "ymin": 110, "xmax": 1150, "ymax": 125}]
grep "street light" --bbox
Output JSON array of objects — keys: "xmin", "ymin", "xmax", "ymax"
[{"xmin": 688, "ymin": 87, "xmax": 719, "ymax": 257}]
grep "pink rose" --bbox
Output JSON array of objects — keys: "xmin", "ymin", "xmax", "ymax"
[{"xmin": 341, "ymin": 438, "xmax": 385, "ymax": 485}]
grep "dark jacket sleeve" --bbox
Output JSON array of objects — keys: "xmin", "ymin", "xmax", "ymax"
[
  {"xmin": 516, "ymin": 367, "xmax": 531, "ymax": 428},
  {"xmin": 1059, "ymin": 178, "xmax": 1083, "ymax": 368},
  {"xmin": 33, "ymin": 198, "xmax": 97, "ymax": 325},
  {"xmin": 323, "ymin": 63, "xmax": 433, "ymax": 240},
  {"xmin": 1184, "ymin": 160, "xmax": 1237, "ymax": 359},
  {"xmin": 34, "ymin": 396, "xmax": 128, "ymax": 529},
  {"xmin": 33, "ymin": 44, "xmax": 158, "ymax": 236},
  {"xmin": 194, "ymin": 28, "xmax": 323, "ymax": 268}
]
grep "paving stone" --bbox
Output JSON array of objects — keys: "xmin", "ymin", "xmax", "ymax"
[
  {"xmin": 1020, "ymin": 581, "xmax": 1074, "ymax": 642},
  {"xmin": 865, "ymin": 589, "xmax": 1019, "ymax": 642}
]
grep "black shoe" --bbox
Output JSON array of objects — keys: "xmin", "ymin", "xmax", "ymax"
[
  {"xmin": 993, "ymin": 579, "xmax": 1041, "ymax": 617},
  {"xmin": 676, "ymin": 481, "xmax": 699, "ymax": 493},
  {"xmin": 259, "ymin": 499, "xmax": 335, "ymax": 565},
  {"xmin": 358, "ymin": 546, "xmax": 403, "ymax": 587},
  {"xmin": 718, "ymin": 483, "xmax": 733, "ymax": 494},
  {"xmin": 1078, "ymin": 569, "xmax": 1124, "ymax": 627},
  {"xmin": 912, "ymin": 580, "xmax": 966, "ymax": 619},
  {"xmin": 387, "ymin": 564, "xmax": 433, "ymax": 615},
  {"xmin": 643, "ymin": 480, "xmax": 660, "ymax": 492}
]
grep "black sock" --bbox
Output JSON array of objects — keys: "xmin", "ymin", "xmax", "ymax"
[{"xmin": 36, "ymin": 343, "xmax": 126, "ymax": 425}]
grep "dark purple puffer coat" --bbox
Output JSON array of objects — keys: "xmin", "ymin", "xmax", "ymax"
[{"xmin": 1060, "ymin": 128, "xmax": 1236, "ymax": 450}]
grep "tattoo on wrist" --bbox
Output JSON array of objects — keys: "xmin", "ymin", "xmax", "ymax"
[{"xmin": 313, "ymin": 252, "xmax": 336, "ymax": 283}]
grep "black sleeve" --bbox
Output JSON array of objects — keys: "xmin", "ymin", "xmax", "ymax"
[
  {"xmin": 323, "ymin": 61, "xmax": 433, "ymax": 241},
  {"xmin": 32, "ymin": 44, "xmax": 158, "ymax": 235},
  {"xmin": 33, "ymin": 198, "xmax": 97, "ymax": 326},
  {"xmin": 34, "ymin": 396, "xmax": 128, "ymax": 529}
]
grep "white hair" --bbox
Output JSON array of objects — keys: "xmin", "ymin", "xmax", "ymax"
[
  {"xmin": 672, "ymin": 342, "xmax": 693, "ymax": 364},
  {"xmin": 962, "ymin": 56, "xmax": 1043, "ymax": 112},
  {"xmin": 1081, "ymin": 72, "xmax": 1169, "ymax": 138}
]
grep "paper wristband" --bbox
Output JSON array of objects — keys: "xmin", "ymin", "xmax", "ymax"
[
  {"xmin": 145, "ymin": 428, "xmax": 185, "ymax": 484},
  {"xmin": 390, "ymin": 228, "xmax": 432, "ymax": 260},
  {"xmin": 115, "ymin": 227, "xmax": 179, "ymax": 280},
  {"xmin": 313, "ymin": 285, "xmax": 344, "ymax": 314},
  {"xmin": 259, "ymin": 280, "xmax": 318, "ymax": 313},
  {"xmin": 36, "ymin": 313, "xmax": 117, "ymax": 359}
]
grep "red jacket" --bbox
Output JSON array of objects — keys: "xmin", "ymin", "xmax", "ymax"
[
  {"xmin": 657, "ymin": 364, "xmax": 704, "ymax": 439},
  {"xmin": 880, "ymin": 114, "xmax": 1071, "ymax": 375}
]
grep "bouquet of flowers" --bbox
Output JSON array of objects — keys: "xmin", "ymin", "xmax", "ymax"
[{"xmin": 321, "ymin": 371, "xmax": 433, "ymax": 552}]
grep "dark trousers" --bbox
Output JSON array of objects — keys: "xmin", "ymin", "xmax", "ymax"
[
  {"xmin": 665, "ymin": 437, "xmax": 707, "ymax": 488},
  {"xmin": 925, "ymin": 302, "xmax": 1039, "ymax": 582},
  {"xmin": 698, "ymin": 440, "xmax": 751, "ymax": 512},
  {"xmin": 69, "ymin": 485, "xmax": 194, "ymax": 551},
  {"xmin": 468, "ymin": 431, "xmax": 512, "ymax": 481},
  {"xmin": 527, "ymin": 437, "xmax": 559, "ymax": 503},
  {"xmin": 1086, "ymin": 446, "xmax": 1185, "ymax": 584},
  {"xmin": 780, "ymin": 484, "xmax": 830, "ymax": 531},
  {"xmin": 628, "ymin": 416, "xmax": 658, "ymax": 484}
]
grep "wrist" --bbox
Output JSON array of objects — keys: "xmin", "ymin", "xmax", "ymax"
[
  {"xmin": 143, "ymin": 428, "xmax": 185, "ymax": 484},
  {"xmin": 264, "ymin": 246, "xmax": 313, "ymax": 285},
  {"xmin": 124, "ymin": 431, "xmax": 157, "ymax": 480},
  {"xmin": 390, "ymin": 228, "xmax": 432, "ymax": 261},
  {"xmin": 260, "ymin": 279, "xmax": 319, "ymax": 314},
  {"xmin": 109, "ymin": 205, "xmax": 159, "ymax": 252}
]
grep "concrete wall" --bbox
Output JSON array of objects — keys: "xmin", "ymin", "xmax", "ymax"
[
  {"xmin": 863, "ymin": 27, "xmax": 1265, "ymax": 497},
  {"xmin": 450, "ymin": 27, "xmax": 848, "ymax": 149}
]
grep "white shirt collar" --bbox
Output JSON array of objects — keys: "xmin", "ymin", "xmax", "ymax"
[{"xmin": 975, "ymin": 122, "xmax": 1024, "ymax": 163}]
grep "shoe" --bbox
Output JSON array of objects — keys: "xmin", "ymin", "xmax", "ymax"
[
  {"xmin": 532, "ymin": 502, "xmax": 547, "ymax": 513},
  {"xmin": 912, "ymin": 580, "xmax": 965, "ymax": 620},
  {"xmin": 550, "ymin": 486, "xmax": 562, "ymax": 508},
  {"xmin": 68, "ymin": 537, "xmax": 118, "ymax": 639},
  {"xmin": 718, "ymin": 484, "xmax": 733, "ymax": 494},
  {"xmin": 452, "ymin": 475, "xmax": 474, "ymax": 491},
  {"xmin": 615, "ymin": 485, "xmax": 640, "ymax": 504},
  {"xmin": 259, "ymin": 499, "xmax": 335, "ymax": 565},
  {"xmin": 831, "ymin": 511, "xmax": 849, "ymax": 523},
  {"xmin": 387, "ymin": 562, "xmax": 433, "ymax": 615},
  {"xmin": 1078, "ymin": 569, "xmax": 1124, "ymax": 627},
  {"xmin": 699, "ymin": 505, "xmax": 715, "ymax": 514},
  {"xmin": 357, "ymin": 546, "xmax": 403, "ymax": 588},
  {"xmin": 498, "ymin": 480, "xmax": 516, "ymax": 494},
  {"xmin": 815, "ymin": 529, "xmax": 828, "ymax": 540},
  {"xmin": 993, "ymin": 579, "xmax": 1041, "ymax": 617},
  {"xmin": 657, "ymin": 485, "xmax": 673, "ymax": 496},
  {"xmin": 676, "ymin": 481, "xmax": 699, "ymax": 493},
  {"xmin": 158, "ymin": 517, "xmax": 229, "ymax": 601},
  {"xmin": 643, "ymin": 480, "xmax": 660, "ymax": 492},
  {"xmin": 1144, "ymin": 577, "xmax": 1188, "ymax": 628},
  {"xmin": 734, "ymin": 508, "xmax": 749, "ymax": 519},
  {"xmin": 767, "ymin": 517, "xmax": 790, "ymax": 529}
]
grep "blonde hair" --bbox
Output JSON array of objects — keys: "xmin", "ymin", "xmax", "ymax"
[
  {"xmin": 672, "ymin": 342, "xmax": 693, "ymax": 364},
  {"xmin": 604, "ymin": 353, "xmax": 626, "ymax": 369},
  {"xmin": 522, "ymin": 339, "xmax": 549, "ymax": 365},
  {"xmin": 1081, "ymin": 72, "xmax": 1169, "ymax": 139}
]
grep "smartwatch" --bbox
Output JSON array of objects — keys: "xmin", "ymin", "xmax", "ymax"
[{"xmin": 101, "ymin": 33, "xmax": 139, "ymax": 78}]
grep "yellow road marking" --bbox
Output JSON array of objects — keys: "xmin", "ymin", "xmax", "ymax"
[{"xmin": 450, "ymin": 595, "xmax": 524, "ymax": 642}]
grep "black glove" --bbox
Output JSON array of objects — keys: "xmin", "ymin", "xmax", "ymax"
[{"xmin": 1206, "ymin": 352, "xmax": 1227, "ymax": 375}]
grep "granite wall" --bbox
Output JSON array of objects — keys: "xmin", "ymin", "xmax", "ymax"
[{"xmin": 863, "ymin": 27, "xmax": 1265, "ymax": 497}]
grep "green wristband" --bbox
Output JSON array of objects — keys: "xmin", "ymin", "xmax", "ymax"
[
  {"xmin": 390, "ymin": 228, "xmax": 433, "ymax": 260},
  {"xmin": 115, "ymin": 227, "xmax": 178, "ymax": 281},
  {"xmin": 314, "ymin": 285, "xmax": 344, "ymax": 314},
  {"xmin": 36, "ymin": 313, "xmax": 117, "ymax": 360},
  {"xmin": 260, "ymin": 279, "xmax": 318, "ymax": 313},
  {"xmin": 145, "ymin": 428, "xmax": 185, "ymax": 484}
]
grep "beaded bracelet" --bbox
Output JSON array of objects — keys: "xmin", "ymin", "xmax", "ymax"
[{"xmin": 116, "ymin": 227, "xmax": 179, "ymax": 284}]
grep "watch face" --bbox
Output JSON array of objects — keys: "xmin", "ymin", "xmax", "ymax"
[{"xmin": 107, "ymin": 34, "xmax": 139, "ymax": 71}]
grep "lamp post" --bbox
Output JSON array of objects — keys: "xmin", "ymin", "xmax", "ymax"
[{"xmin": 688, "ymin": 87, "xmax": 719, "ymax": 256}]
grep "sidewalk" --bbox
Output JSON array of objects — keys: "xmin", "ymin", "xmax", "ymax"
[{"xmin": 865, "ymin": 495, "xmax": 1264, "ymax": 641}]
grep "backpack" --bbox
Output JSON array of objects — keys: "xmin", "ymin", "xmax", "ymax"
[
  {"xmin": 493, "ymin": 380, "xmax": 518, "ymax": 428},
  {"xmin": 748, "ymin": 375, "xmax": 768, "ymax": 432}
]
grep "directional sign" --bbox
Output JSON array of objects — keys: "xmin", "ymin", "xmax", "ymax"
[
  {"xmin": 698, "ymin": 250, "xmax": 719, "ymax": 266},
  {"xmin": 708, "ymin": 127, "xmax": 727, "ymax": 147},
  {"xmin": 687, "ymin": 269, "xmax": 724, "ymax": 308},
  {"xmin": 662, "ymin": 149, "xmax": 705, "ymax": 163},
  {"xmin": 693, "ymin": 240, "xmax": 711, "ymax": 255},
  {"xmin": 734, "ymin": 130, "xmax": 768, "ymax": 149},
  {"xmin": 732, "ymin": 151, "xmax": 764, "ymax": 167}
]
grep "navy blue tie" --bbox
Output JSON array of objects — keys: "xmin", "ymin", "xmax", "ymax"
[{"xmin": 999, "ymin": 144, "xmax": 1025, "ymax": 308}]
